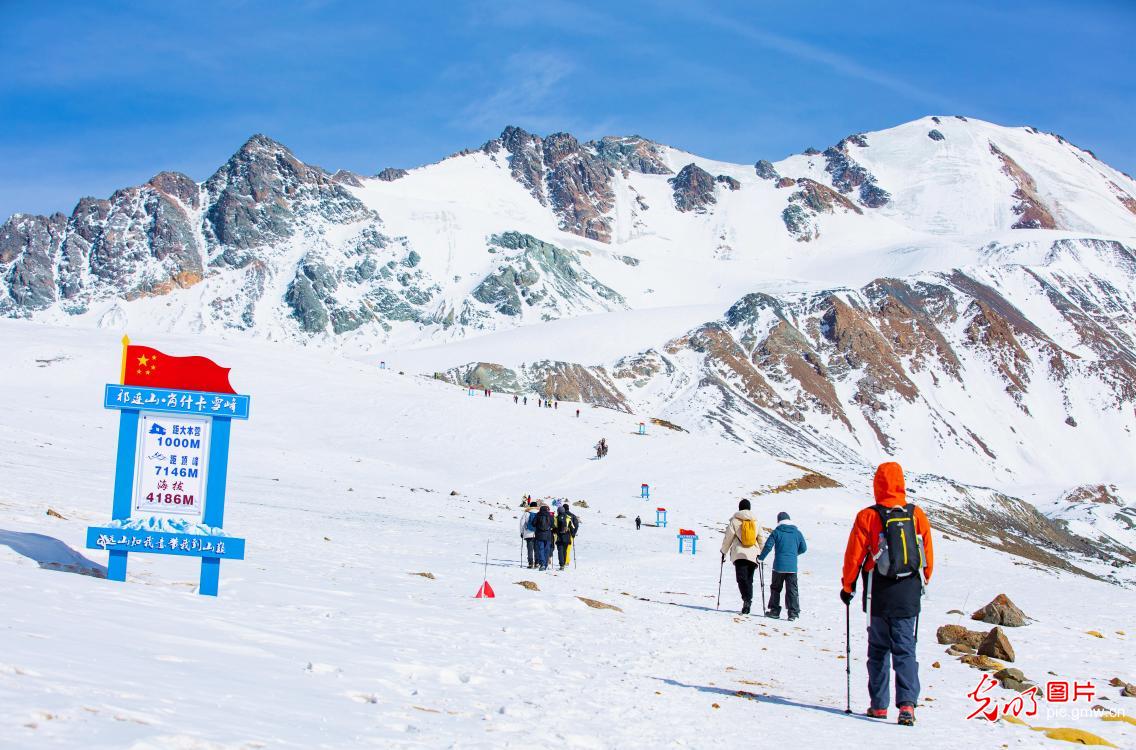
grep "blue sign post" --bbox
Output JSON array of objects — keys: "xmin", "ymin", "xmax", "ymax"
[{"xmin": 86, "ymin": 338, "xmax": 250, "ymax": 597}]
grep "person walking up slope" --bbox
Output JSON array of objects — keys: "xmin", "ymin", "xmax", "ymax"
[
  {"xmin": 555, "ymin": 502, "xmax": 580, "ymax": 569},
  {"xmin": 519, "ymin": 500, "xmax": 538, "ymax": 569},
  {"xmin": 840, "ymin": 462, "xmax": 934, "ymax": 726},
  {"xmin": 532, "ymin": 503, "xmax": 556, "ymax": 571},
  {"xmin": 759, "ymin": 511, "xmax": 807, "ymax": 620},
  {"xmin": 720, "ymin": 499, "xmax": 764, "ymax": 615}
]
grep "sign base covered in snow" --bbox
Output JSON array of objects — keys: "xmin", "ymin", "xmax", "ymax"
[{"xmin": 86, "ymin": 337, "xmax": 250, "ymax": 596}]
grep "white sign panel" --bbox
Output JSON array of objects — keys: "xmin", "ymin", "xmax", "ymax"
[{"xmin": 133, "ymin": 413, "xmax": 210, "ymax": 519}]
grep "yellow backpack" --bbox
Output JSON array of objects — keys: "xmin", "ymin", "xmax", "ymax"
[{"xmin": 738, "ymin": 518, "xmax": 758, "ymax": 548}]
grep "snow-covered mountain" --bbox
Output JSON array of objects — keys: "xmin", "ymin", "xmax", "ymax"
[{"xmin": 3, "ymin": 115, "xmax": 1136, "ymax": 523}]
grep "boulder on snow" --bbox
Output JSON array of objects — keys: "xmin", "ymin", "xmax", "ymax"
[
  {"xmin": 994, "ymin": 667, "xmax": 1032, "ymax": 692},
  {"xmin": 979, "ymin": 627, "xmax": 1016, "ymax": 662},
  {"xmin": 947, "ymin": 643, "xmax": 976, "ymax": 656},
  {"xmin": 515, "ymin": 580, "xmax": 539, "ymax": 591},
  {"xmin": 937, "ymin": 624, "xmax": 986, "ymax": 648},
  {"xmin": 971, "ymin": 594, "xmax": 1028, "ymax": 626}
]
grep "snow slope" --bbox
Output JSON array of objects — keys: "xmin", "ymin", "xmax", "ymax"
[{"xmin": 1, "ymin": 320, "xmax": 1133, "ymax": 749}]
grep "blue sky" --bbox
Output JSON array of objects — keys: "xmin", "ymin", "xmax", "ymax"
[{"xmin": 1, "ymin": 0, "xmax": 1133, "ymax": 219}]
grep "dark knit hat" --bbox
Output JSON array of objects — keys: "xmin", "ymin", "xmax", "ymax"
[
  {"xmin": 738, "ymin": 499, "xmax": 751, "ymax": 511},
  {"xmin": 777, "ymin": 511, "xmax": 790, "ymax": 522}
]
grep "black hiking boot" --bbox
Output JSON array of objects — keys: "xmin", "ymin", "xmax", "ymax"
[
  {"xmin": 897, "ymin": 705, "xmax": 915, "ymax": 726},
  {"xmin": 741, "ymin": 601, "xmax": 750, "ymax": 615},
  {"xmin": 788, "ymin": 614, "xmax": 799, "ymax": 621},
  {"xmin": 766, "ymin": 611, "xmax": 780, "ymax": 619}
]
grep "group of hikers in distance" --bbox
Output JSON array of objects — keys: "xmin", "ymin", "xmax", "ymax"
[
  {"xmin": 719, "ymin": 461, "xmax": 933, "ymax": 726},
  {"xmin": 519, "ymin": 496, "xmax": 580, "ymax": 571},
  {"xmin": 509, "ymin": 392, "xmax": 582, "ymax": 418}
]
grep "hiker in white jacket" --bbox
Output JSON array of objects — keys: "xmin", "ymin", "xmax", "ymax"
[
  {"xmin": 720, "ymin": 499, "xmax": 765, "ymax": 614},
  {"xmin": 519, "ymin": 500, "xmax": 538, "ymax": 569}
]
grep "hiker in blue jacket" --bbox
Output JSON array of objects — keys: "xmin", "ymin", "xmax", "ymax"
[{"xmin": 759, "ymin": 511, "xmax": 807, "ymax": 620}]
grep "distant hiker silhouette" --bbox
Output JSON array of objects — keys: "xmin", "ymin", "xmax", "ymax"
[{"xmin": 635, "ymin": 515, "xmax": 641, "ymax": 530}]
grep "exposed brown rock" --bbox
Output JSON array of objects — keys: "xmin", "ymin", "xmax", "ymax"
[
  {"xmin": 577, "ymin": 597, "xmax": 622, "ymax": 612},
  {"xmin": 542, "ymin": 132, "xmax": 614, "ymax": 242},
  {"xmin": 989, "ymin": 142, "xmax": 1057, "ymax": 229},
  {"xmin": 971, "ymin": 594, "xmax": 1028, "ymax": 627},
  {"xmin": 864, "ymin": 279, "xmax": 962, "ymax": 380},
  {"xmin": 792, "ymin": 178, "xmax": 863, "ymax": 215},
  {"xmin": 760, "ymin": 463, "xmax": 842, "ymax": 494},
  {"xmin": 754, "ymin": 319, "xmax": 852, "ymax": 430},
  {"xmin": 669, "ymin": 163, "xmax": 718, "ymax": 213},
  {"xmin": 677, "ymin": 324, "xmax": 786, "ymax": 416},
  {"xmin": 937, "ymin": 624, "xmax": 987, "ymax": 649},
  {"xmin": 1108, "ymin": 182, "xmax": 1136, "ymax": 216},
  {"xmin": 1059, "ymin": 484, "xmax": 1123, "ymax": 506},
  {"xmin": 515, "ymin": 580, "xmax": 540, "ymax": 591},
  {"xmin": 960, "ymin": 654, "xmax": 1005, "ymax": 671},
  {"xmin": 978, "ymin": 627, "xmax": 1016, "ymax": 662},
  {"xmin": 649, "ymin": 417, "xmax": 686, "ymax": 432}
]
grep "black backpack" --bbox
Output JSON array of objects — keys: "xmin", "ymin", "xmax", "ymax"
[
  {"xmin": 558, "ymin": 512, "xmax": 576, "ymax": 536},
  {"xmin": 534, "ymin": 512, "xmax": 553, "ymax": 534},
  {"xmin": 872, "ymin": 504, "xmax": 925, "ymax": 579}
]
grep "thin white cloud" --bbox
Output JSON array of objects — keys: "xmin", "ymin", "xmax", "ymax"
[
  {"xmin": 664, "ymin": 4, "xmax": 964, "ymax": 112},
  {"xmin": 460, "ymin": 51, "xmax": 576, "ymax": 132}
]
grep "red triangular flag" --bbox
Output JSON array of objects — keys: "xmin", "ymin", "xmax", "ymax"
[
  {"xmin": 475, "ymin": 581, "xmax": 495, "ymax": 598},
  {"xmin": 123, "ymin": 344, "xmax": 236, "ymax": 394}
]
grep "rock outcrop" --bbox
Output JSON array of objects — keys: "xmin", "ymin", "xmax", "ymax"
[
  {"xmin": 971, "ymin": 594, "xmax": 1029, "ymax": 626},
  {"xmin": 669, "ymin": 164, "xmax": 718, "ymax": 213},
  {"xmin": 754, "ymin": 159, "xmax": 780, "ymax": 180},
  {"xmin": 989, "ymin": 142, "xmax": 1057, "ymax": 229},
  {"xmin": 823, "ymin": 140, "xmax": 891, "ymax": 208},
  {"xmin": 465, "ymin": 232, "xmax": 625, "ymax": 322}
]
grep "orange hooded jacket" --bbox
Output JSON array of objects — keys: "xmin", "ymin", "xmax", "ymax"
[{"xmin": 840, "ymin": 462, "xmax": 934, "ymax": 593}]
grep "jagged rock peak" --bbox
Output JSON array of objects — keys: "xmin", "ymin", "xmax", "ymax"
[{"xmin": 669, "ymin": 163, "xmax": 717, "ymax": 212}]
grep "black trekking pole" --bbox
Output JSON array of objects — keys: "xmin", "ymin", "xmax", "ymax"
[
  {"xmin": 715, "ymin": 556, "xmax": 724, "ymax": 610},
  {"xmin": 844, "ymin": 601, "xmax": 852, "ymax": 714},
  {"xmin": 758, "ymin": 561, "xmax": 767, "ymax": 615}
]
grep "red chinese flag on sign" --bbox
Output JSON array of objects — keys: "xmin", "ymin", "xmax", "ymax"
[{"xmin": 123, "ymin": 345, "xmax": 236, "ymax": 394}]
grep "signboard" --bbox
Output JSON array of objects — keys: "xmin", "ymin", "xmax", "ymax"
[
  {"xmin": 86, "ymin": 337, "xmax": 250, "ymax": 597},
  {"xmin": 133, "ymin": 413, "xmax": 210, "ymax": 519}
]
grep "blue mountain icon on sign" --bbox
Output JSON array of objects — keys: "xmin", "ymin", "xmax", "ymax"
[{"xmin": 148, "ymin": 423, "xmax": 167, "ymax": 436}]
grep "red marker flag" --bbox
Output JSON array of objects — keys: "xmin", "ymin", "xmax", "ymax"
[
  {"xmin": 122, "ymin": 344, "xmax": 236, "ymax": 394},
  {"xmin": 475, "ymin": 581, "xmax": 495, "ymax": 598}
]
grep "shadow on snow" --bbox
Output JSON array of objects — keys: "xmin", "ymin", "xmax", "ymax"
[
  {"xmin": 654, "ymin": 677, "xmax": 876, "ymax": 721},
  {"xmin": 0, "ymin": 528, "xmax": 107, "ymax": 578}
]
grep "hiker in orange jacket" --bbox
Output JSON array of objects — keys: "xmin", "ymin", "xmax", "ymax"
[{"xmin": 839, "ymin": 462, "xmax": 933, "ymax": 726}]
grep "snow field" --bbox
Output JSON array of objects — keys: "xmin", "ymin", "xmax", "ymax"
[{"xmin": 0, "ymin": 321, "xmax": 1132, "ymax": 748}]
